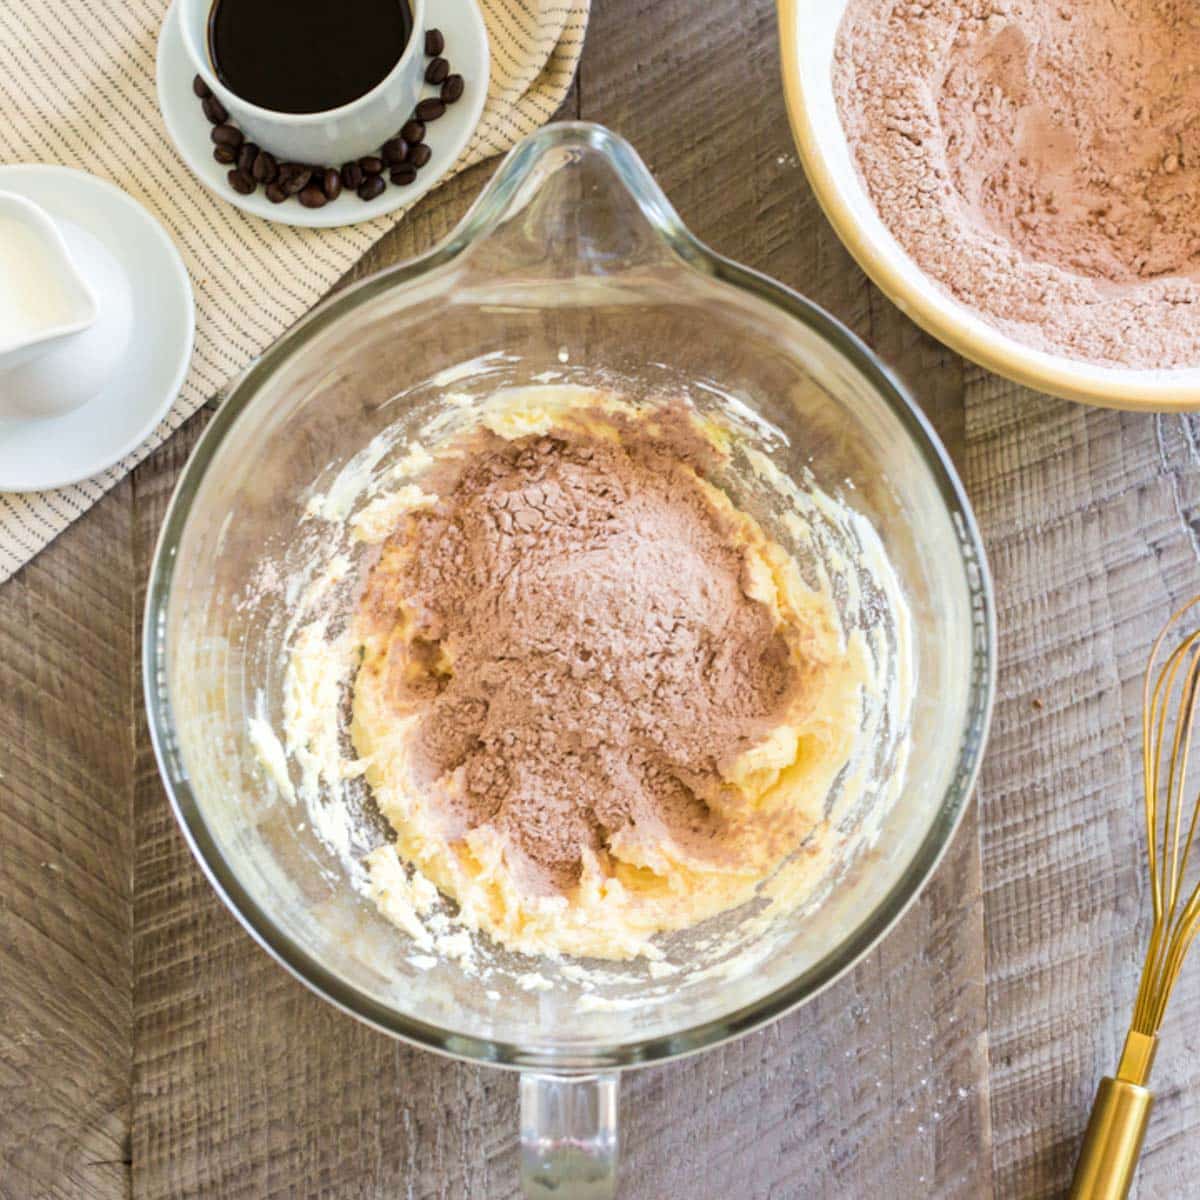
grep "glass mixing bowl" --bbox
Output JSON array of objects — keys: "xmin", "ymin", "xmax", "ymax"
[{"xmin": 143, "ymin": 123, "xmax": 995, "ymax": 1197}]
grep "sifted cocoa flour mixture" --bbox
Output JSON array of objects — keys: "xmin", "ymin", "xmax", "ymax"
[
  {"xmin": 360, "ymin": 417, "xmax": 796, "ymax": 892},
  {"xmin": 835, "ymin": 0, "xmax": 1200, "ymax": 368},
  {"xmin": 339, "ymin": 393, "xmax": 886, "ymax": 960}
]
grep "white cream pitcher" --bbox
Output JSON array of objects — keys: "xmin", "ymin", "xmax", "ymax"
[{"xmin": 0, "ymin": 190, "xmax": 133, "ymax": 419}]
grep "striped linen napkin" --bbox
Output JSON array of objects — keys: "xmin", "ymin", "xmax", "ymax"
[{"xmin": 0, "ymin": 0, "xmax": 588, "ymax": 582}]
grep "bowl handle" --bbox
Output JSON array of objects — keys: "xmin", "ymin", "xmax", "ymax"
[{"xmin": 519, "ymin": 1071, "xmax": 619, "ymax": 1198}]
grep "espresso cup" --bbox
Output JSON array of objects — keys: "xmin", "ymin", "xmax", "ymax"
[{"xmin": 178, "ymin": 0, "xmax": 427, "ymax": 164}]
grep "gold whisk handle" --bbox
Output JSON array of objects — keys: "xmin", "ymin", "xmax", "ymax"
[
  {"xmin": 1069, "ymin": 1033, "xmax": 1158, "ymax": 1200},
  {"xmin": 1068, "ymin": 1077, "xmax": 1154, "ymax": 1200}
]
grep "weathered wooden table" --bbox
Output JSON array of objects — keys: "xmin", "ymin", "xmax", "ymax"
[{"xmin": 4, "ymin": 0, "xmax": 1199, "ymax": 1196}]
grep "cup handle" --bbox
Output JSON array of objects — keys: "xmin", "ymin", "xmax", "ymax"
[{"xmin": 519, "ymin": 1071, "xmax": 620, "ymax": 1198}]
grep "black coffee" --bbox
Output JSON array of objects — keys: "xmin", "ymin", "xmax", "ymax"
[{"xmin": 208, "ymin": 0, "xmax": 413, "ymax": 115}]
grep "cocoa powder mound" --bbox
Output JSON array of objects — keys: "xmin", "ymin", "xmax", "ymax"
[
  {"xmin": 374, "ymin": 418, "xmax": 797, "ymax": 892},
  {"xmin": 835, "ymin": 0, "xmax": 1200, "ymax": 368}
]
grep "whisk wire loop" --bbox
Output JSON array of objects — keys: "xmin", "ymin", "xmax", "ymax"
[{"xmin": 1132, "ymin": 607, "xmax": 1200, "ymax": 1038}]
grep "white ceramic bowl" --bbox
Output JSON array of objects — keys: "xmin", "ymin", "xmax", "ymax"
[
  {"xmin": 777, "ymin": 0, "xmax": 1200, "ymax": 411},
  {"xmin": 179, "ymin": 0, "xmax": 427, "ymax": 164}
]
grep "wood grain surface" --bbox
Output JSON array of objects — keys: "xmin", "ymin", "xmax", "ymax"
[{"xmin": 1, "ymin": 0, "xmax": 1196, "ymax": 1196}]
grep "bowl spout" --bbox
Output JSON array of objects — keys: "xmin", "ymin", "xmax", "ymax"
[{"xmin": 451, "ymin": 122, "xmax": 704, "ymax": 287}]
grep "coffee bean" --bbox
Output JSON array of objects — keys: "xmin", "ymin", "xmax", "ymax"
[
  {"xmin": 298, "ymin": 184, "xmax": 328, "ymax": 208},
  {"xmin": 425, "ymin": 57, "xmax": 449, "ymax": 84},
  {"xmin": 390, "ymin": 163, "xmax": 417, "ymax": 185},
  {"xmin": 237, "ymin": 141, "xmax": 258, "ymax": 175},
  {"xmin": 265, "ymin": 182, "xmax": 287, "ymax": 203},
  {"xmin": 213, "ymin": 144, "xmax": 237, "ymax": 165},
  {"xmin": 252, "ymin": 149, "xmax": 278, "ymax": 183},
  {"xmin": 357, "ymin": 175, "xmax": 386, "ymax": 201},
  {"xmin": 202, "ymin": 94, "xmax": 228, "ymax": 125},
  {"xmin": 401, "ymin": 118, "xmax": 425, "ymax": 143},
  {"xmin": 441, "ymin": 74, "xmax": 464, "ymax": 104},
  {"xmin": 193, "ymin": 75, "xmax": 211, "ymax": 99},
  {"xmin": 359, "ymin": 155, "xmax": 384, "ymax": 175},
  {"xmin": 228, "ymin": 169, "xmax": 256, "ymax": 195},
  {"xmin": 415, "ymin": 97, "xmax": 445, "ymax": 122},
  {"xmin": 382, "ymin": 137, "xmax": 408, "ymax": 166},
  {"xmin": 322, "ymin": 168, "xmax": 342, "ymax": 200},
  {"xmin": 341, "ymin": 161, "xmax": 364, "ymax": 190},
  {"xmin": 212, "ymin": 123, "xmax": 244, "ymax": 148},
  {"xmin": 425, "ymin": 28, "xmax": 444, "ymax": 56},
  {"xmin": 278, "ymin": 164, "xmax": 313, "ymax": 195},
  {"xmin": 409, "ymin": 142, "xmax": 432, "ymax": 168}
]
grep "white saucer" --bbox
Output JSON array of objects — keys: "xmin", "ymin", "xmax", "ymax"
[
  {"xmin": 0, "ymin": 166, "xmax": 194, "ymax": 492},
  {"xmin": 156, "ymin": 0, "xmax": 490, "ymax": 229}
]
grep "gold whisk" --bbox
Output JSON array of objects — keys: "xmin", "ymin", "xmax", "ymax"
[{"xmin": 1070, "ymin": 597, "xmax": 1200, "ymax": 1199}]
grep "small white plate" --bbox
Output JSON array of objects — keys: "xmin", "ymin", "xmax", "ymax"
[
  {"xmin": 0, "ymin": 165, "xmax": 195, "ymax": 492},
  {"xmin": 157, "ymin": 0, "xmax": 490, "ymax": 229}
]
